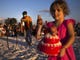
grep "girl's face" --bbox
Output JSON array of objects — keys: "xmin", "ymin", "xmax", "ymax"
[
  {"xmin": 38, "ymin": 19, "xmax": 43, "ymax": 25},
  {"xmin": 51, "ymin": 5, "xmax": 64, "ymax": 21}
]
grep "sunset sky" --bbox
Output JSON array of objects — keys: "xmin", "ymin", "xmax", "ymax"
[{"xmin": 0, "ymin": 0, "xmax": 80, "ymax": 24}]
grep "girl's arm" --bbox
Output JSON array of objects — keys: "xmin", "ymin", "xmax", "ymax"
[
  {"xmin": 36, "ymin": 25, "xmax": 43, "ymax": 40},
  {"xmin": 63, "ymin": 22, "xmax": 75, "ymax": 49},
  {"xmin": 59, "ymin": 22, "xmax": 75, "ymax": 57}
]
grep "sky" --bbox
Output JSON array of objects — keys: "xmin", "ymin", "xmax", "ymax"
[{"xmin": 0, "ymin": 0, "xmax": 80, "ymax": 24}]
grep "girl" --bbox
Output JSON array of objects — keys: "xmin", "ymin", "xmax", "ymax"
[
  {"xmin": 37, "ymin": 0, "xmax": 76, "ymax": 60},
  {"xmin": 36, "ymin": 15, "xmax": 44, "ymax": 39}
]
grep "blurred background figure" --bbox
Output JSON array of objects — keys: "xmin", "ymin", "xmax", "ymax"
[
  {"xmin": 21, "ymin": 11, "xmax": 32, "ymax": 46},
  {"xmin": 35, "ymin": 15, "xmax": 45, "ymax": 40},
  {"xmin": 0, "ymin": 23, "xmax": 6, "ymax": 37}
]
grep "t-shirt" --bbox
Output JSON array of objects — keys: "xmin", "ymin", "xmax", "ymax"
[{"xmin": 21, "ymin": 16, "xmax": 32, "ymax": 30}]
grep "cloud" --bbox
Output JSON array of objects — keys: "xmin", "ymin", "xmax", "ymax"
[{"xmin": 39, "ymin": 9, "xmax": 50, "ymax": 13}]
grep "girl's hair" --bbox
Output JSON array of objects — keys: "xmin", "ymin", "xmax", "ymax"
[
  {"xmin": 37, "ymin": 15, "xmax": 43, "ymax": 25},
  {"xmin": 50, "ymin": 0, "xmax": 70, "ymax": 16}
]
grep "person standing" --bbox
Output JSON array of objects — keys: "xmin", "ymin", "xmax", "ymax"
[
  {"xmin": 37, "ymin": 0, "xmax": 76, "ymax": 60},
  {"xmin": 35, "ymin": 15, "xmax": 45, "ymax": 40},
  {"xmin": 21, "ymin": 11, "xmax": 32, "ymax": 46}
]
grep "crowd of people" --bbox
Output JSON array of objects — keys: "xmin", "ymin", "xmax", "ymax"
[{"xmin": 0, "ymin": 0, "xmax": 77, "ymax": 60}]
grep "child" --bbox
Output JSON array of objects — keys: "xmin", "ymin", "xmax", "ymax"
[
  {"xmin": 38, "ymin": 22, "xmax": 62, "ymax": 56},
  {"xmin": 36, "ymin": 15, "xmax": 44, "ymax": 39},
  {"xmin": 37, "ymin": 0, "xmax": 76, "ymax": 60}
]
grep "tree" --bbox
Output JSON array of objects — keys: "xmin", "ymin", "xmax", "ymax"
[
  {"xmin": 5, "ymin": 18, "xmax": 10, "ymax": 25},
  {"xmin": 5, "ymin": 18, "xmax": 17, "ymax": 26},
  {"xmin": 10, "ymin": 18, "xmax": 17, "ymax": 25}
]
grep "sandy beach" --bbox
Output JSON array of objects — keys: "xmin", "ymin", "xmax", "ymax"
[{"xmin": 0, "ymin": 36, "xmax": 80, "ymax": 60}]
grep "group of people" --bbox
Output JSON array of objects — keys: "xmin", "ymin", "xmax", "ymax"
[{"xmin": 20, "ymin": 0, "xmax": 76, "ymax": 60}]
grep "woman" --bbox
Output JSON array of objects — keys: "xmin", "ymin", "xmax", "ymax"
[{"xmin": 37, "ymin": 0, "xmax": 76, "ymax": 60}]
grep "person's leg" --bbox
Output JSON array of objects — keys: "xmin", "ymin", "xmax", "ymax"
[
  {"xmin": 24, "ymin": 29, "xmax": 26, "ymax": 37},
  {"xmin": 27, "ymin": 29, "xmax": 32, "ymax": 45},
  {"xmin": 25, "ymin": 29, "xmax": 32, "ymax": 46}
]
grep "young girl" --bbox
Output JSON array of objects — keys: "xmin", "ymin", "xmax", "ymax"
[
  {"xmin": 37, "ymin": 0, "xmax": 76, "ymax": 60},
  {"xmin": 36, "ymin": 15, "xmax": 44, "ymax": 39},
  {"xmin": 38, "ymin": 22, "xmax": 62, "ymax": 56}
]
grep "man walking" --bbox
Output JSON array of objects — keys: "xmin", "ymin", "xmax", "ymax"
[{"xmin": 21, "ymin": 11, "xmax": 32, "ymax": 46}]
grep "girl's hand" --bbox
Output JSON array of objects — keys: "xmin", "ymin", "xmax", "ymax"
[{"xmin": 59, "ymin": 47, "xmax": 66, "ymax": 57}]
